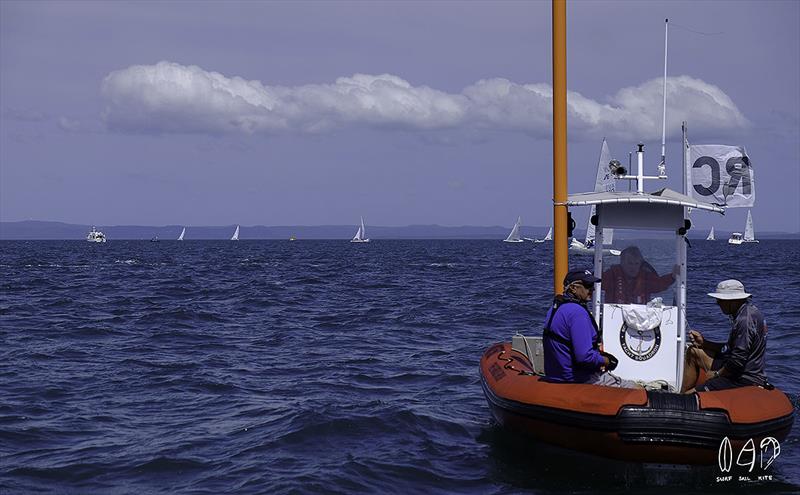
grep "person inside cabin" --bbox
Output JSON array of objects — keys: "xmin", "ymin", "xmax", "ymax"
[
  {"xmin": 542, "ymin": 268, "xmax": 640, "ymax": 388},
  {"xmin": 681, "ymin": 279, "xmax": 767, "ymax": 394},
  {"xmin": 602, "ymin": 245, "xmax": 679, "ymax": 304}
]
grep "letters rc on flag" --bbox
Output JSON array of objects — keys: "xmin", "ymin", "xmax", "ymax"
[{"xmin": 686, "ymin": 145, "xmax": 755, "ymax": 208}]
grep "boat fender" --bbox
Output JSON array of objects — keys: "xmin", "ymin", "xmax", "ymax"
[
  {"xmin": 567, "ymin": 211, "xmax": 576, "ymax": 238},
  {"xmin": 677, "ymin": 218, "xmax": 691, "ymax": 236}
]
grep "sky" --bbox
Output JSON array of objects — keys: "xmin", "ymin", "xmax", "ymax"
[{"xmin": 1, "ymin": 0, "xmax": 798, "ymax": 232}]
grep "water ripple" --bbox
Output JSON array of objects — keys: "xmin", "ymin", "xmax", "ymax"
[{"xmin": 1, "ymin": 239, "xmax": 798, "ymax": 493}]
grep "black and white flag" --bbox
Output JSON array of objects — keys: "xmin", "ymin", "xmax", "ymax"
[{"xmin": 687, "ymin": 144, "xmax": 755, "ymax": 208}]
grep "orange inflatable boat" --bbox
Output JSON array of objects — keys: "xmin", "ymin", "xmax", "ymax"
[{"xmin": 480, "ymin": 342, "xmax": 794, "ymax": 465}]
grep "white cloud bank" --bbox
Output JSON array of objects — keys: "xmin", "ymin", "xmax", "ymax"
[{"xmin": 101, "ymin": 61, "xmax": 748, "ymax": 139}]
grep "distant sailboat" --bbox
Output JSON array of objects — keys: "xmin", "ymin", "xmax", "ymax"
[
  {"xmin": 728, "ymin": 211, "xmax": 758, "ymax": 244},
  {"xmin": 503, "ymin": 216, "xmax": 524, "ymax": 243},
  {"xmin": 533, "ymin": 227, "xmax": 552, "ymax": 243},
  {"xmin": 231, "ymin": 225, "xmax": 240, "ymax": 241},
  {"xmin": 585, "ymin": 139, "xmax": 615, "ymax": 246},
  {"xmin": 569, "ymin": 237, "xmax": 621, "ymax": 256},
  {"xmin": 743, "ymin": 210, "xmax": 758, "ymax": 243},
  {"xmin": 706, "ymin": 227, "xmax": 715, "ymax": 241},
  {"xmin": 351, "ymin": 216, "xmax": 370, "ymax": 243},
  {"xmin": 570, "ymin": 138, "xmax": 619, "ymax": 256},
  {"xmin": 177, "ymin": 227, "xmax": 186, "ymax": 241}
]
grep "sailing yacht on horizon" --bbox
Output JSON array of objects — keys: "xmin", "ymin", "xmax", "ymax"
[
  {"xmin": 350, "ymin": 216, "xmax": 370, "ymax": 243},
  {"xmin": 706, "ymin": 227, "xmax": 715, "ymax": 241},
  {"xmin": 728, "ymin": 210, "xmax": 758, "ymax": 245},
  {"xmin": 503, "ymin": 216, "xmax": 524, "ymax": 243},
  {"xmin": 231, "ymin": 225, "xmax": 240, "ymax": 241},
  {"xmin": 743, "ymin": 210, "xmax": 758, "ymax": 243},
  {"xmin": 177, "ymin": 227, "xmax": 186, "ymax": 241},
  {"xmin": 532, "ymin": 227, "xmax": 552, "ymax": 243},
  {"xmin": 729, "ymin": 210, "xmax": 758, "ymax": 244}
]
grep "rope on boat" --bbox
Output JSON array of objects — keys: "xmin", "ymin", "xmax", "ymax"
[{"xmin": 497, "ymin": 350, "xmax": 536, "ymax": 376}]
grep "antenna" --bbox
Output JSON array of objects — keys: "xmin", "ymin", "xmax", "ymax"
[{"xmin": 659, "ymin": 18, "xmax": 668, "ymax": 178}]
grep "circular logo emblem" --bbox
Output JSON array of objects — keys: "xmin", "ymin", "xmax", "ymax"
[{"xmin": 619, "ymin": 322, "xmax": 661, "ymax": 361}]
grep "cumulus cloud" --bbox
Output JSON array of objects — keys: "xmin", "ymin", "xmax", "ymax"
[{"xmin": 101, "ymin": 61, "xmax": 748, "ymax": 139}]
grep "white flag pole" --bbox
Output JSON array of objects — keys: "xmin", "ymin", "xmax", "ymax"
[{"xmin": 682, "ymin": 121, "xmax": 688, "ymax": 196}]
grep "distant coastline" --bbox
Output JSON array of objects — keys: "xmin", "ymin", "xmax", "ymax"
[{"xmin": 1, "ymin": 220, "xmax": 798, "ymax": 240}]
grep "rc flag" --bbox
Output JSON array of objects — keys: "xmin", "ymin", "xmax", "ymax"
[{"xmin": 686, "ymin": 144, "xmax": 755, "ymax": 208}]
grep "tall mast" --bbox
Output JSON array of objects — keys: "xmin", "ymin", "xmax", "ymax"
[
  {"xmin": 659, "ymin": 18, "xmax": 669, "ymax": 176},
  {"xmin": 552, "ymin": 0, "xmax": 568, "ymax": 295}
]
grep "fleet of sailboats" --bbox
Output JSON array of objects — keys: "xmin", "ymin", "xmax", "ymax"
[
  {"xmin": 350, "ymin": 216, "xmax": 370, "ymax": 243},
  {"xmin": 83, "ymin": 212, "xmax": 761, "ymax": 245}
]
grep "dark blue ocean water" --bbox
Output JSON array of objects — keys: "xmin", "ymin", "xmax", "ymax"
[{"xmin": 1, "ymin": 240, "xmax": 798, "ymax": 494}]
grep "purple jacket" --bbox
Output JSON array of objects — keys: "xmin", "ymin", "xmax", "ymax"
[{"xmin": 542, "ymin": 296, "xmax": 606, "ymax": 383}]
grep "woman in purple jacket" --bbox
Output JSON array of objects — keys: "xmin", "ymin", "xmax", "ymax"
[{"xmin": 542, "ymin": 269, "xmax": 639, "ymax": 388}]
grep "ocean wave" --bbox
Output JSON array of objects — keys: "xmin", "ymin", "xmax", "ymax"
[{"xmin": 1, "ymin": 239, "xmax": 798, "ymax": 493}]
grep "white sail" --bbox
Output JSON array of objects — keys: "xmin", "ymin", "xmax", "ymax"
[
  {"xmin": 585, "ymin": 139, "xmax": 616, "ymax": 246},
  {"xmin": 533, "ymin": 226, "xmax": 552, "ymax": 243},
  {"xmin": 743, "ymin": 210, "xmax": 758, "ymax": 242},
  {"xmin": 503, "ymin": 216, "xmax": 523, "ymax": 242},
  {"xmin": 178, "ymin": 227, "xmax": 186, "ymax": 241},
  {"xmin": 706, "ymin": 227, "xmax": 715, "ymax": 241},
  {"xmin": 231, "ymin": 225, "xmax": 240, "ymax": 241},
  {"xmin": 351, "ymin": 216, "xmax": 370, "ymax": 242}
]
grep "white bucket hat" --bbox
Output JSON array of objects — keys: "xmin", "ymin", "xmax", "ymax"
[{"xmin": 707, "ymin": 279, "xmax": 751, "ymax": 300}]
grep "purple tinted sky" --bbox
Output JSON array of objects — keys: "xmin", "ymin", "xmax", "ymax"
[{"xmin": 1, "ymin": 1, "xmax": 798, "ymax": 232}]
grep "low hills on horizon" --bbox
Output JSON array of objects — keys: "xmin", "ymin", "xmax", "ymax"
[{"xmin": 1, "ymin": 220, "xmax": 798, "ymax": 240}]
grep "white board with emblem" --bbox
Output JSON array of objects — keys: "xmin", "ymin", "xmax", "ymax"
[{"xmin": 601, "ymin": 303, "xmax": 679, "ymax": 388}]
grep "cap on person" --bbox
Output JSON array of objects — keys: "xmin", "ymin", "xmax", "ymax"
[
  {"xmin": 707, "ymin": 279, "xmax": 751, "ymax": 300},
  {"xmin": 564, "ymin": 268, "xmax": 601, "ymax": 286}
]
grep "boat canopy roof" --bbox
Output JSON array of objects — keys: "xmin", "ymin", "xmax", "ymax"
[{"xmin": 566, "ymin": 188, "xmax": 724, "ymax": 214}]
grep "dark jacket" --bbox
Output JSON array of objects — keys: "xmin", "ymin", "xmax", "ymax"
[{"xmin": 720, "ymin": 300, "xmax": 767, "ymax": 386}]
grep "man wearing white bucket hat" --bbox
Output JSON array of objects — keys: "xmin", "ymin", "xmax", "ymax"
[{"xmin": 681, "ymin": 279, "xmax": 767, "ymax": 393}]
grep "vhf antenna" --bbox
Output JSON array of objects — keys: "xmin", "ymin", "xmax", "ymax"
[
  {"xmin": 659, "ymin": 18, "xmax": 668, "ymax": 178},
  {"xmin": 609, "ymin": 19, "xmax": 670, "ymax": 193}
]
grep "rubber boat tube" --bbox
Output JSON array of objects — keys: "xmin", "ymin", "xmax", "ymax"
[{"xmin": 480, "ymin": 342, "xmax": 794, "ymax": 465}]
